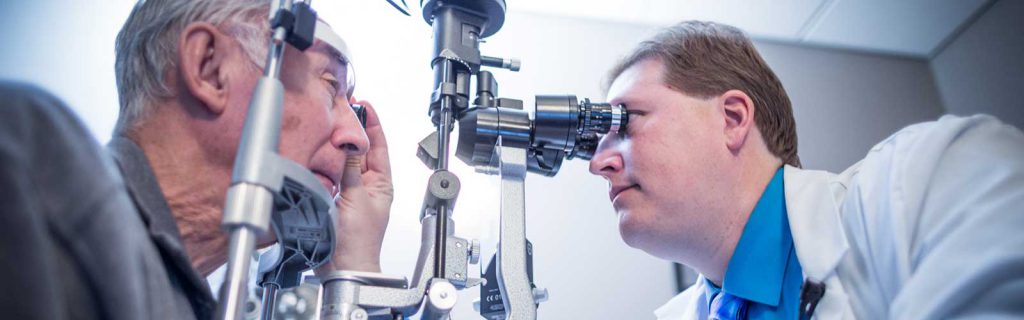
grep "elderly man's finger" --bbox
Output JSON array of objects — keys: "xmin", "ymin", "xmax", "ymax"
[{"xmin": 355, "ymin": 100, "xmax": 391, "ymax": 177}]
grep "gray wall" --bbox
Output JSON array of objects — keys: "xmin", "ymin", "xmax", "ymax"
[
  {"xmin": 758, "ymin": 41, "xmax": 946, "ymax": 172},
  {"xmin": 931, "ymin": 0, "xmax": 1024, "ymax": 129}
]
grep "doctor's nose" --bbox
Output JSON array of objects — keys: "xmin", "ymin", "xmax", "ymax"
[{"xmin": 589, "ymin": 135, "xmax": 623, "ymax": 179}]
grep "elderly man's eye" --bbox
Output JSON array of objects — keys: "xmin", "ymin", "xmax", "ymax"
[{"xmin": 322, "ymin": 74, "xmax": 341, "ymax": 97}]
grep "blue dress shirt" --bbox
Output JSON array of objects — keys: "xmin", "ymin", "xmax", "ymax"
[{"xmin": 704, "ymin": 168, "xmax": 804, "ymax": 319}]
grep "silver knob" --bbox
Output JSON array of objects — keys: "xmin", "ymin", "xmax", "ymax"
[
  {"xmin": 533, "ymin": 288, "xmax": 549, "ymax": 303},
  {"xmin": 468, "ymin": 239, "xmax": 481, "ymax": 264},
  {"xmin": 427, "ymin": 281, "xmax": 458, "ymax": 313}
]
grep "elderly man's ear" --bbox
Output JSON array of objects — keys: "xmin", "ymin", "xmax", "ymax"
[
  {"xmin": 178, "ymin": 22, "xmax": 234, "ymax": 115},
  {"xmin": 720, "ymin": 89, "xmax": 756, "ymax": 152}
]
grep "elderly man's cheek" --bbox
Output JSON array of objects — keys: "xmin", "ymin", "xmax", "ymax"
[{"xmin": 282, "ymin": 114, "xmax": 301, "ymax": 132}]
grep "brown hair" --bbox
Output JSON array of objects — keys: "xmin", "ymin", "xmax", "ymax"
[{"xmin": 607, "ymin": 21, "xmax": 800, "ymax": 167}]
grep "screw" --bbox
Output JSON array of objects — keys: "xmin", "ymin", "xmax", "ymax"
[{"xmin": 441, "ymin": 179, "xmax": 450, "ymax": 188}]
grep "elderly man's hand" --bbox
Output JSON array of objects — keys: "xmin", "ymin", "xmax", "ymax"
[{"xmin": 316, "ymin": 100, "xmax": 393, "ymax": 274}]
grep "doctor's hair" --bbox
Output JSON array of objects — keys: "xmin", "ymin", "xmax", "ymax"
[
  {"xmin": 114, "ymin": 0, "xmax": 271, "ymax": 134},
  {"xmin": 606, "ymin": 20, "xmax": 801, "ymax": 168}
]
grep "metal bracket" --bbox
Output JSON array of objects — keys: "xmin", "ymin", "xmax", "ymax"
[{"xmin": 493, "ymin": 139, "xmax": 541, "ymax": 320}]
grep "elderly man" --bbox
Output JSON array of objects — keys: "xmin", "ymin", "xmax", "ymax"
[
  {"xmin": 0, "ymin": 0, "xmax": 392, "ymax": 319},
  {"xmin": 589, "ymin": 21, "xmax": 1024, "ymax": 319}
]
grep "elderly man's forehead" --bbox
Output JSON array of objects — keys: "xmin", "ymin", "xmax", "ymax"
[
  {"xmin": 309, "ymin": 40, "xmax": 348, "ymax": 66},
  {"xmin": 312, "ymin": 18, "xmax": 351, "ymax": 65}
]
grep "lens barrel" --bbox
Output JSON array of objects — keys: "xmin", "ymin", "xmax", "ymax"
[
  {"xmin": 456, "ymin": 95, "xmax": 626, "ymax": 176},
  {"xmin": 532, "ymin": 95, "xmax": 627, "ymax": 161}
]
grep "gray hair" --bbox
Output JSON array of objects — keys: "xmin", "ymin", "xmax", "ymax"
[{"xmin": 114, "ymin": 0, "xmax": 271, "ymax": 133}]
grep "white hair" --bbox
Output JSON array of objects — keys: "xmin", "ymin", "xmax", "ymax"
[{"xmin": 114, "ymin": 0, "xmax": 271, "ymax": 133}]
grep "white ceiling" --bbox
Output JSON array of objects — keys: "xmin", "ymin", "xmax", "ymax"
[{"xmin": 506, "ymin": 0, "xmax": 994, "ymax": 58}]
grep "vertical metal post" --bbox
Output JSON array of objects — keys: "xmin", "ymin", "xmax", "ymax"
[
  {"xmin": 435, "ymin": 58, "xmax": 454, "ymax": 170},
  {"xmin": 218, "ymin": 226, "xmax": 262, "ymax": 320},
  {"xmin": 433, "ymin": 57, "xmax": 455, "ymax": 279},
  {"xmin": 494, "ymin": 140, "xmax": 537, "ymax": 320},
  {"xmin": 260, "ymin": 284, "xmax": 279, "ymax": 320},
  {"xmin": 216, "ymin": 2, "xmax": 293, "ymax": 319}
]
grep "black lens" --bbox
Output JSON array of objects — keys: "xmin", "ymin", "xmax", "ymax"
[
  {"xmin": 571, "ymin": 99, "xmax": 627, "ymax": 160},
  {"xmin": 351, "ymin": 104, "xmax": 367, "ymax": 128},
  {"xmin": 579, "ymin": 99, "xmax": 627, "ymax": 136}
]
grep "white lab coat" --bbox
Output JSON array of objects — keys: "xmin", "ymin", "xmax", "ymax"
[{"xmin": 654, "ymin": 115, "xmax": 1024, "ymax": 319}]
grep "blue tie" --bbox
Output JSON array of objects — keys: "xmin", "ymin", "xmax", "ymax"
[{"xmin": 709, "ymin": 291, "xmax": 749, "ymax": 320}]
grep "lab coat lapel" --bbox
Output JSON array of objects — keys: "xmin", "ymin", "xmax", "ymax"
[
  {"xmin": 653, "ymin": 276, "xmax": 707, "ymax": 320},
  {"xmin": 783, "ymin": 165, "xmax": 854, "ymax": 319}
]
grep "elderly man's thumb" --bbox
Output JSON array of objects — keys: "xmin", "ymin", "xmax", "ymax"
[{"xmin": 340, "ymin": 156, "xmax": 364, "ymax": 189}]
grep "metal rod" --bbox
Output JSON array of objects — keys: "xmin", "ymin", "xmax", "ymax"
[
  {"xmin": 217, "ymin": 5, "xmax": 292, "ymax": 319},
  {"xmin": 434, "ymin": 204, "xmax": 448, "ymax": 278},
  {"xmin": 432, "ymin": 58, "xmax": 455, "ymax": 279},
  {"xmin": 435, "ymin": 59, "xmax": 454, "ymax": 170},
  {"xmin": 264, "ymin": 27, "xmax": 288, "ymax": 79},
  {"xmin": 216, "ymin": 228, "xmax": 259, "ymax": 320},
  {"xmin": 260, "ymin": 284, "xmax": 280, "ymax": 320},
  {"xmin": 481, "ymin": 55, "xmax": 520, "ymax": 72}
]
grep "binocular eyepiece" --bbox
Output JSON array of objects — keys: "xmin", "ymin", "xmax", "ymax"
[{"xmin": 456, "ymin": 95, "xmax": 627, "ymax": 176}]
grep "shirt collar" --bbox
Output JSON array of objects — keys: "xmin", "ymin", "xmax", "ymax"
[{"xmin": 718, "ymin": 168, "xmax": 792, "ymax": 306}]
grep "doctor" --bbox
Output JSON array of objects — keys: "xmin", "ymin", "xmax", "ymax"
[{"xmin": 589, "ymin": 21, "xmax": 1024, "ymax": 319}]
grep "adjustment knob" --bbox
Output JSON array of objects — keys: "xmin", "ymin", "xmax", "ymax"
[
  {"xmin": 469, "ymin": 239, "xmax": 482, "ymax": 264},
  {"xmin": 533, "ymin": 287, "xmax": 549, "ymax": 303}
]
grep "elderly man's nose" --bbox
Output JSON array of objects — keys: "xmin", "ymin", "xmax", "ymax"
[
  {"xmin": 334, "ymin": 115, "xmax": 369, "ymax": 155},
  {"xmin": 336, "ymin": 133, "xmax": 368, "ymax": 155}
]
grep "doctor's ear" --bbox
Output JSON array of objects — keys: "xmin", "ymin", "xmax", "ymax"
[
  {"xmin": 719, "ymin": 89, "xmax": 756, "ymax": 152},
  {"xmin": 178, "ymin": 22, "xmax": 232, "ymax": 115}
]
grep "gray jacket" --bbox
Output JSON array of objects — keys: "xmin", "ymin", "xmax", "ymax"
[{"xmin": 0, "ymin": 82, "xmax": 215, "ymax": 319}]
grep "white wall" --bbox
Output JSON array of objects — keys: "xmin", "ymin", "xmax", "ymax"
[
  {"xmin": 931, "ymin": 0, "xmax": 1024, "ymax": 129},
  {"xmin": 0, "ymin": 1, "xmax": 134, "ymax": 141},
  {"xmin": 0, "ymin": 2, "xmax": 948, "ymax": 319}
]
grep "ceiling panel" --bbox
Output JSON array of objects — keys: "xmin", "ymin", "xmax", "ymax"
[
  {"xmin": 507, "ymin": 0, "xmax": 825, "ymax": 41},
  {"xmin": 799, "ymin": 0, "xmax": 990, "ymax": 57},
  {"xmin": 505, "ymin": 0, "xmax": 993, "ymax": 58}
]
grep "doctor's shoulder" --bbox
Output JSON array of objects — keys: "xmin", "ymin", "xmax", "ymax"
[
  {"xmin": 839, "ymin": 114, "xmax": 1024, "ymax": 210},
  {"xmin": 842, "ymin": 114, "xmax": 1024, "ymax": 181},
  {"xmin": 830, "ymin": 114, "xmax": 1024, "ymax": 318}
]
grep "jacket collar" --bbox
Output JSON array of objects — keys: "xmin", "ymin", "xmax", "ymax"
[
  {"xmin": 107, "ymin": 135, "xmax": 216, "ymax": 317},
  {"xmin": 782, "ymin": 165, "xmax": 850, "ymax": 281}
]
